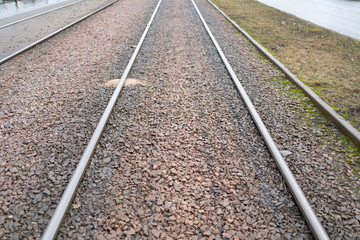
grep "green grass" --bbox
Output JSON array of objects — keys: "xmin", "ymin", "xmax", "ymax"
[
  {"xmin": 213, "ymin": 0, "xmax": 360, "ymax": 131},
  {"xmin": 272, "ymin": 75, "xmax": 360, "ymax": 190}
]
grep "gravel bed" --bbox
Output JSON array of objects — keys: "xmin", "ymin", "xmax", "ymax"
[
  {"xmin": 0, "ymin": 0, "xmax": 113, "ymax": 59},
  {"xmin": 58, "ymin": 0, "xmax": 322, "ymax": 238},
  {"xmin": 0, "ymin": 0, "xmax": 157, "ymax": 238},
  {"xmin": 1, "ymin": 0, "xmax": 358, "ymax": 238},
  {"xmin": 196, "ymin": 0, "xmax": 360, "ymax": 238}
]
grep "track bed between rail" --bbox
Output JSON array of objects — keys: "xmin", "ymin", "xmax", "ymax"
[{"xmin": 58, "ymin": 0, "xmax": 313, "ymax": 238}]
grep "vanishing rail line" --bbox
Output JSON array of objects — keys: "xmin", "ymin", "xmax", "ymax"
[
  {"xmin": 41, "ymin": 0, "xmax": 329, "ymax": 239},
  {"xmin": 0, "ymin": 0, "xmax": 118, "ymax": 65}
]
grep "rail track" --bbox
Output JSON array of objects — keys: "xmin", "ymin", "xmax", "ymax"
[
  {"xmin": 2, "ymin": 0, "xmax": 359, "ymax": 238},
  {"xmin": 36, "ymin": 0, "xmax": 330, "ymax": 239},
  {"xmin": 0, "ymin": 0, "xmax": 118, "ymax": 64}
]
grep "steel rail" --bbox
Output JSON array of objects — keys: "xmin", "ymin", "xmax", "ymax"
[
  {"xmin": 41, "ymin": 0, "xmax": 163, "ymax": 238},
  {"xmin": 0, "ymin": 0, "xmax": 118, "ymax": 65},
  {"xmin": 0, "ymin": 0, "xmax": 84, "ymax": 29},
  {"xmin": 207, "ymin": 0, "xmax": 360, "ymax": 149},
  {"xmin": 190, "ymin": 0, "xmax": 329, "ymax": 239}
]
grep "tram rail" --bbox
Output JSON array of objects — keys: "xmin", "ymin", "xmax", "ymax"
[{"xmin": 41, "ymin": 0, "xmax": 329, "ymax": 239}]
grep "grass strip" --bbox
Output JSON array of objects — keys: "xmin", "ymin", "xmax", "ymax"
[{"xmin": 212, "ymin": 0, "xmax": 360, "ymax": 130}]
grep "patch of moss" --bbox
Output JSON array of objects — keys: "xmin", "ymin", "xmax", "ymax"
[
  {"xmin": 332, "ymin": 106, "xmax": 340, "ymax": 111},
  {"xmin": 272, "ymin": 75, "xmax": 360, "ymax": 190}
]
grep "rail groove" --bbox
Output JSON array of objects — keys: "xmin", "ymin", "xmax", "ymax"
[{"xmin": 207, "ymin": 0, "xmax": 360, "ymax": 149}]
